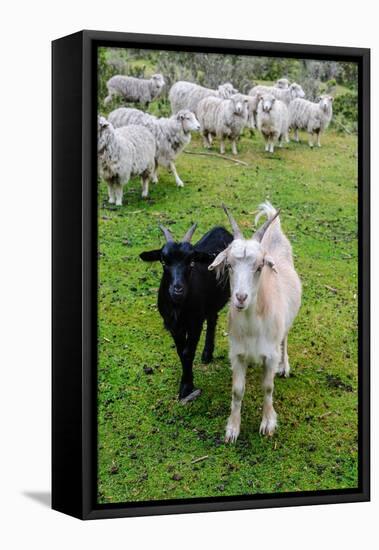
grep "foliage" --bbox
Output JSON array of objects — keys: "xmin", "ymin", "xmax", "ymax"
[{"xmin": 332, "ymin": 92, "xmax": 358, "ymax": 133}]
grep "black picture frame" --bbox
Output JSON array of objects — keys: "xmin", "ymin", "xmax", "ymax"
[{"xmin": 52, "ymin": 30, "xmax": 370, "ymax": 520}]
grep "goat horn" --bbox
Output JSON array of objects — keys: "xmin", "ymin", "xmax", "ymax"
[
  {"xmin": 159, "ymin": 225, "xmax": 174, "ymax": 242},
  {"xmin": 252, "ymin": 209, "xmax": 281, "ymax": 242},
  {"xmin": 222, "ymin": 203, "xmax": 243, "ymax": 240},
  {"xmin": 182, "ymin": 222, "xmax": 197, "ymax": 243}
]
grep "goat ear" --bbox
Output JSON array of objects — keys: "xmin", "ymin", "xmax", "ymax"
[
  {"xmin": 208, "ymin": 249, "xmax": 227, "ymax": 271},
  {"xmin": 140, "ymin": 249, "xmax": 162, "ymax": 262},
  {"xmin": 264, "ymin": 254, "xmax": 278, "ymax": 273}
]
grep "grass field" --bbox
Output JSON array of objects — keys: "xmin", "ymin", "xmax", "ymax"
[{"xmin": 97, "ymin": 125, "xmax": 358, "ymax": 504}]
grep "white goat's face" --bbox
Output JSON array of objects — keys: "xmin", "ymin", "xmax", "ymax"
[
  {"xmin": 319, "ymin": 95, "xmax": 333, "ymax": 112},
  {"xmin": 177, "ymin": 110, "xmax": 201, "ymax": 132},
  {"xmin": 290, "ymin": 83, "xmax": 305, "ymax": 99},
  {"xmin": 261, "ymin": 94, "xmax": 275, "ymax": 113},
  {"xmin": 210, "ymin": 239, "xmax": 268, "ymax": 311},
  {"xmin": 231, "ymin": 94, "xmax": 248, "ymax": 116}
]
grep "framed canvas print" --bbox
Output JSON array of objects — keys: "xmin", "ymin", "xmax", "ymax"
[{"xmin": 52, "ymin": 30, "xmax": 370, "ymax": 520}]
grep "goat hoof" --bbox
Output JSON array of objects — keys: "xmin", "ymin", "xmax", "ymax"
[
  {"xmin": 179, "ymin": 389, "xmax": 202, "ymax": 404},
  {"xmin": 201, "ymin": 350, "xmax": 213, "ymax": 364}
]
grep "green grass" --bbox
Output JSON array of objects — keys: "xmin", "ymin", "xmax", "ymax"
[{"xmin": 97, "ymin": 128, "xmax": 358, "ymax": 504}]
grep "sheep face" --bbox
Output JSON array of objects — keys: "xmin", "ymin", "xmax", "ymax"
[
  {"xmin": 230, "ymin": 94, "xmax": 249, "ymax": 116},
  {"xmin": 260, "ymin": 94, "xmax": 276, "ymax": 113},
  {"xmin": 151, "ymin": 74, "xmax": 165, "ymax": 93},
  {"xmin": 319, "ymin": 95, "xmax": 334, "ymax": 112},
  {"xmin": 276, "ymin": 78, "xmax": 290, "ymax": 89},
  {"xmin": 218, "ymin": 82, "xmax": 238, "ymax": 98},
  {"xmin": 290, "ymin": 83, "xmax": 305, "ymax": 100},
  {"xmin": 97, "ymin": 116, "xmax": 112, "ymax": 152},
  {"xmin": 176, "ymin": 110, "xmax": 201, "ymax": 133}
]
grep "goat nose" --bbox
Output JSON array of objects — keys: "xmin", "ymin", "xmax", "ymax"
[
  {"xmin": 236, "ymin": 292, "xmax": 247, "ymax": 303},
  {"xmin": 174, "ymin": 284, "xmax": 183, "ymax": 293}
]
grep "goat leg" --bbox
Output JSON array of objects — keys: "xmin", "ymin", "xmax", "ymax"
[{"xmin": 201, "ymin": 313, "xmax": 217, "ymax": 364}]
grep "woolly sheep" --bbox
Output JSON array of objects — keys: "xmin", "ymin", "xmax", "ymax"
[
  {"xmin": 256, "ymin": 94, "xmax": 289, "ymax": 153},
  {"xmin": 289, "ymin": 95, "xmax": 334, "ymax": 147},
  {"xmin": 169, "ymin": 81, "xmax": 238, "ymax": 115},
  {"xmin": 104, "ymin": 74, "xmax": 165, "ymax": 107},
  {"xmin": 249, "ymin": 82, "xmax": 305, "ymax": 106},
  {"xmin": 97, "ymin": 116, "xmax": 157, "ymax": 203},
  {"xmin": 108, "ymin": 107, "xmax": 200, "ymax": 187},
  {"xmin": 275, "ymin": 78, "xmax": 290, "ymax": 89},
  {"xmin": 196, "ymin": 93, "xmax": 249, "ymax": 155}
]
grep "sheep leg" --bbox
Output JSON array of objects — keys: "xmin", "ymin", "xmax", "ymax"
[
  {"xmin": 277, "ymin": 336, "xmax": 290, "ymax": 377},
  {"xmin": 294, "ymin": 128, "xmax": 299, "ymax": 142},
  {"xmin": 220, "ymin": 138, "xmax": 225, "ymax": 155},
  {"xmin": 259, "ymin": 356, "xmax": 278, "ymax": 436},
  {"xmin": 169, "ymin": 161, "xmax": 184, "ymax": 187},
  {"xmin": 208, "ymin": 133, "xmax": 213, "ymax": 145},
  {"xmin": 264, "ymin": 137, "xmax": 269, "ymax": 152},
  {"xmin": 225, "ymin": 356, "xmax": 247, "ymax": 443},
  {"xmin": 308, "ymin": 132, "xmax": 314, "ymax": 148},
  {"xmin": 114, "ymin": 184, "xmax": 123, "ymax": 206},
  {"xmin": 201, "ymin": 313, "xmax": 217, "ymax": 364},
  {"xmin": 285, "ymin": 131, "xmax": 290, "ymax": 143},
  {"xmin": 141, "ymin": 176, "xmax": 149, "ymax": 199},
  {"xmin": 269, "ymin": 139, "xmax": 274, "ymax": 153},
  {"xmin": 107, "ymin": 183, "xmax": 116, "ymax": 204},
  {"xmin": 316, "ymin": 131, "xmax": 322, "ymax": 147},
  {"xmin": 152, "ymin": 161, "xmax": 159, "ymax": 184},
  {"xmin": 231, "ymin": 139, "xmax": 238, "ymax": 156},
  {"xmin": 202, "ymin": 132, "xmax": 211, "ymax": 149}
]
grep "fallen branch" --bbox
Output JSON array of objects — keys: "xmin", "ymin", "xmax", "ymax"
[
  {"xmin": 184, "ymin": 150, "xmax": 249, "ymax": 166},
  {"xmin": 325, "ymin": 284, "xmax": 338, "ymax": 294},
  {"xmin": 191, "ymin": 455, "xmax": 209, "ymax": 464}
]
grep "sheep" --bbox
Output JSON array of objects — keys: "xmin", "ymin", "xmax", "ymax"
[
  {"xmin": 196, "ymin": 93, "xmax": 249, "ymax": 155},
  {"xmin": 208, "ymin": 203, "xmax": 302, "ymax": 442},
  {"xmin": 289, "ymin": 95, "xmax": 334, "ymax": 147},
  {"xmin": 249, "ymin": 82, "xmax": 305, "ymax": 106},
  {"xmin": 140, "ymin": 223, "xmax": 233, "ymax": 401},
  {"xmin": 169, "ymin": 81, "xmax": 238, "ymax": 115},
  {"xmin": 108, "ymin": 107, "xmax": 200, "ymax": 187},
  {"xmin": 256, "ymin": 94, "xmax": 289, "ymax": 153},
  {"xmin": 275, "ymin": 78, "xmax": 290, "ymax": 89},
  {"xmin": 97, "ymin": 116, "xmax": 156, "ymax": 203},
  {"xmin": 104, "ymin": 74, "xmax": 165, "ymax": 107}
]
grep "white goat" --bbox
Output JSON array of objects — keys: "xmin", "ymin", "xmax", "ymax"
[
  {"xmin": 209, "ymin": 203, "xmax": 301, "ymax": 443},
  {"xmin": 169, "ymin": 81, "xmax": 238, "ymax": 115},
  {"xmin": 97, "ymin": 116, "xmax": 156, "ymax": 203},
  {"xmin": 104, "ymin": 74, "xmax": 165, "ymax": 107},
  {"xmin": 108, "ymin": 108, "xmax": 200, "ymax": 187},
  {"xmin": 289, "ymin": 95, "xmax": 334, "ymax": 147},
  {"xmin": 196, "ymin": 93, "xmax": 249, "ymax": 155},
  {"xmin": 256, "ymin": 94, "xmax": 289, "ymax": 153}
]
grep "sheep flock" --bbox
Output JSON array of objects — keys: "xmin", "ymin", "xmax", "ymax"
[{"xmin": 98, "ymin": 72, "xmax": 334, "ymax": 202}]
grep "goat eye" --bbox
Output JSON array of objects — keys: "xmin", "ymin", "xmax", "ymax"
[
  {"xmin": 190, "ymin": 260, "xmax": 195, "ymax": 268},
  {"xmin": 256, "ymin": 265, "xmax": 262, "ymax": 273}
]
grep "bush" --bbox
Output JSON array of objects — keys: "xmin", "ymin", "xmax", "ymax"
[{"xmin": 332, "ymin": 92, "xmax": 358, "ymax": 133}]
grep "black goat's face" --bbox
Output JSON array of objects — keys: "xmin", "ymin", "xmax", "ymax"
[
  {"xmin": 141, "ymin": 234, "xmax": 211, "ymax": 305},
  {"xmin": 160, "ymin": 242, "xmax": 196, "ymax": 303}
]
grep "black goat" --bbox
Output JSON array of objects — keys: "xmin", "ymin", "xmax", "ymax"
[{"xmin": 140, "ymin": 223, "xmax": 233, "ymax": 402}]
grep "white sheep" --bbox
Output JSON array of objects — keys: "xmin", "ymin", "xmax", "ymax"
[
  {"xmin": 108, "ymin": 107, "xmax": 200, "ymax": 187},
  {"xmin": 104, "ymin": 74, "xmax": 165, "ymax": 107},
  {"xmin": 249, "ymin": 82, "xmax": 305, "ymax": 106},
  {"xmin": 256, "ymin": 94, "xmax": 289, "ymax": 153},
  {"xmin": 97, "ymin": 116, "xmax": 157, "ymax": 203},
  {"xmin": 208, "ymin": 203, "xmax": 301, "ymax": 442},
  {"xmin": 196, "ymin": 93, "xmax": 249, "ymax": 155},
  {"xmin": 169, "ymin": 81, "xmax": 238, "ymax": 115},
  {"xmin": 289, "ymin": 95, "xmax": 334, "ymax": 147},
  {"xmin": 275, "ymin": 78, "xmax": 290, "ymax": 89}
]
